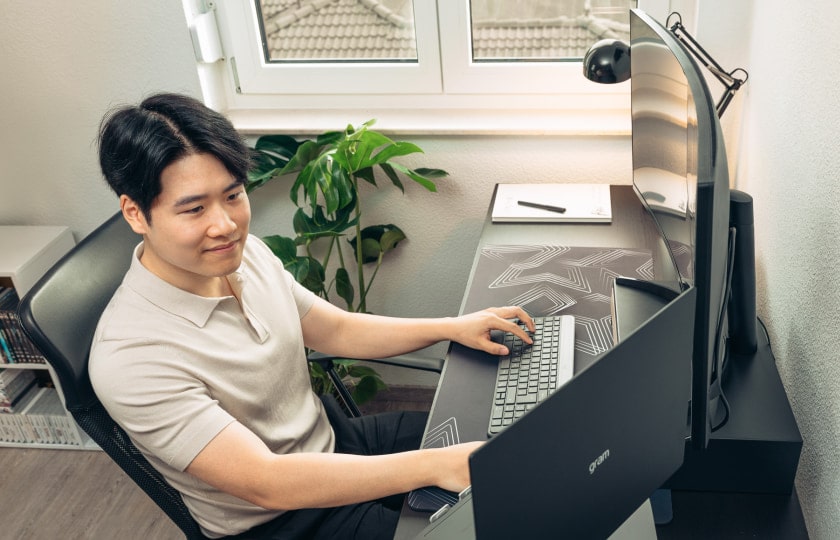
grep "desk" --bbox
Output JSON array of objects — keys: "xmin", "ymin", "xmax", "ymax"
[{"xmin": 394, "ymin": 185, "xmax": 807, "ymax": 539}]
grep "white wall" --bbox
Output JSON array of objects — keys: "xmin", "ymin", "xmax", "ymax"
[
  {"xmin": 0, "ymin": 0, "xmax": 202, "ymax": 236},
  {"xmin": 732, "ymin": 1, "xmax": 840, "ymax": 537},
  {"xmin": 693, "ymin": 2, "xmax": 840, "ymax": 536},
  {"xmin": 3, "ymin": 1, "xmax": 838, "ymax": 537}
]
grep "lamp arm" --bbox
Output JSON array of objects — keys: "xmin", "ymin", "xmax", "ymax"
[{"xmin": 667, "ymin": 12, "xmax": 749, "ymax": 117}]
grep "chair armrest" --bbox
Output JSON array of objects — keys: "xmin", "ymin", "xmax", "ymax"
[
  {"xmin": 306, "ymin": 352, "xmax": 443, "ymax": 418},
  {"xmin": 306, "ymin": 352, "xmax": 443, "ymax": 374}
]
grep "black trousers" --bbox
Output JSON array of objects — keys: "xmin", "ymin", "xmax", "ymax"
[{"xmin": 230, "ymin": 396, "xmax": 428, "ymax": 540}]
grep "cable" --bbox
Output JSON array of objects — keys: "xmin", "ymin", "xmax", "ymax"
[
  {"xmin": 711, "ymin": 226, "xmax": 737, "ymax": 432},
  {"xmin": 712, "ymin": 381, "xmax": 731, "ymax": 431}
]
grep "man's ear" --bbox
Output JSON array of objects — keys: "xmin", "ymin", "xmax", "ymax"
[{"xmin": 120, "ymin": 195, "xmax": 150, "ymax": 235}]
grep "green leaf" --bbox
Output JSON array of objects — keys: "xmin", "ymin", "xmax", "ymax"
[
  {"xmin": 289, "ymin": 257, "xmax": 310, "ymax": 283},
  {"xmin": 246, "ymin": 166, "xmax": 282, "ymax": 192},
  {"xmin": 247, "ymin": 142, "xmax": 298, "ymax": 191},
  {"xmin": 255, "ymin": 134, "xmax": 301, "ymax": 160},
  {"xmin": 284, "ymin": 257, "xmax": 325, "ymax": 295},
  {"xmin": 308, "ymin": 361, "xmax": 329, "ymax": 394},
  {"xmin": 281, "ymin": 139, "xmax": 324, "ymax": 178},
  {"xmin": 379, "ymin": 227, "xmax": 406, "ymax": 253},
  {"xmin": 261, "ymin": 235, "xmax": 297, "ymax": 263},
  {"xmin": 351, "ymin": 375, "xmax": 388, "ymax": 405},
  {"xmin": 346, "ymin": 365, "xmax": 379, "ymax": 378},
  {"xmin": 378, "ymin": 163, "xmax": 405, "ymax": 193},
  {"xmin": 335, "ymin": 267, "xmax": 354, "ymax": 309},
  {"xmin": 296, "ymin": 152, "xmax": 354, "ymax": 216},
  {"xmin": 360, "ymin": 238, "xmax": 381, "ymax": 262},
  {"xmin": 250, "ymin": 150, "xmax": 282, "ymax": 173},
  {"xmin": 354, "ymin": 166, "xmax": 377, "ymax": 187},
  {"xmin": 413, "ymin": 167, "xmax": 449, "ymax": 179},
  {"xmin": 309, "ymin": 360, "xmax": 327, "ymax": 377},
  {"xmin": 312, "ymin": 155, "xmax": 340, "ymax": 214},
  {"xmin": 247, "ymin": 165, "xmax": 281, "ymax": 183},
  {"xmin": 371, "ymin": 141, "xmax": 424, "ymax": 164},
  {"xmin": 315, "ymin": 130, "xmax": 344, "ymax": 146},
  {"xmin": 348, "ymin": 224, "xmax": 405, "ymax": 263},
  {"xmin": 389, "ymin": 162, "xmax": 438, "ymax": 192},
  {"xmin": 293, "ymin": 206, "xmax": 356, "ymax": 240},
  {"xmin": 334, "ymin": 162, "xmax": 356, "ymax": 210},
  {"xmin": 345, "ymin": 129, "xmax": 394, "ymax": 171},
  {"xmin": 290, "ymin": 160, "xmax": 312, "ymax": 207},
  {"xmin": 332, "ymin": 359, "xmax": 358, "ymax": 370}
]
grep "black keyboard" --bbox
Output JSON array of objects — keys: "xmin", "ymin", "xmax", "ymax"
[{"xmin": 488, "ymin": 315, "xmax": 575, "ymax": 436}]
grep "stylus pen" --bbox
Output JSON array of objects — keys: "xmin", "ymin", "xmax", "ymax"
[{"xmin": 517, "ymin": 200, "xmax": 567, "ymax": 214}]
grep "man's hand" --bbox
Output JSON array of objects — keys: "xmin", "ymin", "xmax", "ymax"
[{"xmin": 450, "ymin": 306, "xmax": 535, "ymax": 356}]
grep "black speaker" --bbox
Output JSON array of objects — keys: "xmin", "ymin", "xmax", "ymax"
[{"xmin": 728, "ymin": 190, "xmax": 758, "ymax": 354}]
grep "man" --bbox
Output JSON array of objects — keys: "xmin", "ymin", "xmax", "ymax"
[{"xmin": 90, "ymin": 93, "xmax": 534, "ymax": 539}]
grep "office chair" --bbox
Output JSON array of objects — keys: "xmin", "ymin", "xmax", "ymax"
[{"xmin": 17, "ymin": 212, "xmax": 442, "ymax": 539}]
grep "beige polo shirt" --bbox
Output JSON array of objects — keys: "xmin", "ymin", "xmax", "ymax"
[{"xmin": 89, "ymin": 235, "xmax": 334, "ymax": 537}]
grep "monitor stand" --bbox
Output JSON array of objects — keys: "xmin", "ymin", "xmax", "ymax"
[{"xmin": 667, "ymin": 191, "xmax": 801, "ymax": 494}]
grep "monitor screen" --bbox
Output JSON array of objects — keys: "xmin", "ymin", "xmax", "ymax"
[{"xmin": 629, "ymin": 9, "xmax": 732, "ymax": 449}]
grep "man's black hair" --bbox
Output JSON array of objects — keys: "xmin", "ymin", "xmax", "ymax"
[{"xmin": 98, "ymin": 93, "xmax": 250, "ymax": 222}]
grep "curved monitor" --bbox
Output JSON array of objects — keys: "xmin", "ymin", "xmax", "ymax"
[{"xmin": 630, "ymin": 9, "xmax": 732, "ymax": 449}]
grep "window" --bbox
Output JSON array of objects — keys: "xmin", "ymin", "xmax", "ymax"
[
  {"xmin": 185, "ymin": 0, "xmax": 685, "ymax": 133},
  {"xmin": 258, "ymin": 0, "xmax": 420, "ymax": 62}
]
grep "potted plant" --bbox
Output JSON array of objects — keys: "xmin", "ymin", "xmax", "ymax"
[{"xmin": 247, "ymin": 120, "xmax": 448, "ymax": 403}]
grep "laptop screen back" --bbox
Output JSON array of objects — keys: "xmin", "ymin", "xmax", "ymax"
[{"xmin": 469, "ymin": 286, "xmax": 696, "ymax": 539}]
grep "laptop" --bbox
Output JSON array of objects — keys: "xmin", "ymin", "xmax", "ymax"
[{"xmin": 414, "ymin": 284, "xmax": 696, "ymax": 539}]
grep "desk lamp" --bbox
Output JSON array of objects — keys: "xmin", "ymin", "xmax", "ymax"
[{"xmin": 583, "ymin": 12, "xmax": 749, "ymax": 117}]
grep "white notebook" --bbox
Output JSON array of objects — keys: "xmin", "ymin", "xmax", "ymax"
[{"xmin": 491, "ymin": 183, "xmax": 612, "ymax": 223}]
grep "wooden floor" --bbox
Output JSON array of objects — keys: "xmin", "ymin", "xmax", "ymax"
[{"xmin": 0, "ymin": 386, "xmax": 434, "ymax": 539}]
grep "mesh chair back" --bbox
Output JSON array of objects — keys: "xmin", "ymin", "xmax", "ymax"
[{"xmin": 17, "ymin": 213, "xmax": 208, "ymax": 540}]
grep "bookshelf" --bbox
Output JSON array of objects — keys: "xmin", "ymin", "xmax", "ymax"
[{"xmin": 0, "ymin": 225, "xmax": 96, "ymax": 450}]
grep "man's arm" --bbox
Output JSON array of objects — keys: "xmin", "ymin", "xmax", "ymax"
[
  {"xmin": 300, "ymin": 296, "xmax": 535, "ymax": 359},
  {"xmin": 186, "ymin": 301, "xmax": 531, "ymax": 510},
  {"xmin": 185, "ymin": 420, "xmax": 482, "ymax": 510}
]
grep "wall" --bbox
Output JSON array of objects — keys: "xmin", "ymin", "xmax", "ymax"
[
  {"xmin": 732, "ymin": 1, "xmax": 840, "ymax": 537},
  {"xmin": 3, "ymin": 1, "xmax": 837, "ymax": 537},
  {"xmin": 695, "ymin": 1, "xmax": 840, "ymax": 535},
  {"xmin": 0, "ymin": 1, "xmax": 202, "ymax": 236}
]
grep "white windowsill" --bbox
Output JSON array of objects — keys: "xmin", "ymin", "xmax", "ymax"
[{"xmin": 227, "ymin": 107, "xmax": 631, "ymax": 136}]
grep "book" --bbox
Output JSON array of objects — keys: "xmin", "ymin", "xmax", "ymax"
[
  {"xmin": 1, "ymin": 369, "xmax": 38, "ymax": 411},
  {"xmin": 0, "ymin": 322, "xmax": 14, "ymax": 363},
  {"xmin": 1, "ymin": 385, "xmax": 40, "ymax": 443},
  {"xmin": 491, "ymin": 183, "xmax": 612, "ymax": 223},
  {"xmin": 0, "ymin": 386, "xmax": 80, "ymax": 446},
  {"xmin": 14, "ymin": 387, "xmax": 76, "ymax": 445},
  {"xmin": 0, "ymin": 410, "xmax": 26, "ymax": 443},
  {"xmin": 0, "ymin": 287, "xmax": 18, "ymax": 310},
  {"xmin": 0, "ymin": 311, "xmax": 45, "ymax": 364}
]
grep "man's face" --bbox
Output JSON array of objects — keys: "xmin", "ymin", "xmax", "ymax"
[{"xmin": 122, "ymin": 152, "xmax": 251, "ymax": 297}]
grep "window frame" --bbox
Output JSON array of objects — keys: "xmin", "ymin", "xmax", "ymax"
[
  {"xmin": 217, "ymin": 0, "xmax": 443, "ymax": 95},
  {"xmin": 185, "ymin": 0, "xmax": 688, "ymax": 135}
]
